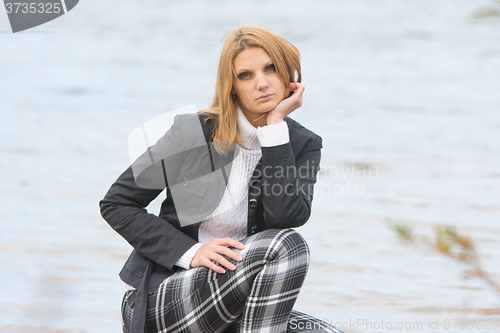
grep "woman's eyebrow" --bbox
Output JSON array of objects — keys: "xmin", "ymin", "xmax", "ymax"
[
  {"xmin": 235, "ymin": 60, "xmax": 273, "ymax": 73},
  {"xmin": 235, "ymin": 67, "xmax": 250, "ymax": 74}
]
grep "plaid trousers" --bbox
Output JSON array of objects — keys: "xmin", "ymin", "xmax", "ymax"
[{"xmin": 122, "ymin": 228, "xmax": 343, "ymax": 333}]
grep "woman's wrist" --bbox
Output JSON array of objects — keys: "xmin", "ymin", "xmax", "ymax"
[
  {"xmin": 257, "ymin": 121, "xmax": 289, "ymax": 147},
  {"xmin": 176, "ymin": 243, "xmax": 203, "ymax": 269},
  {"xmin": 266, "ymin": 114, "xmax": 285, "ymax": 126}
]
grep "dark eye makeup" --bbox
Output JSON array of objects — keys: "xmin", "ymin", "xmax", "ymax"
[
  {"xmin": 236, "ymin": 63, "xmax": 275, "ymax": 80},
  {"xmin": 237, "ymin": 72, "xmax": 251, "ymax": 80},
  {"xmin": 265, "ymin": 64, "xmax": 276, "ymax": 72}
]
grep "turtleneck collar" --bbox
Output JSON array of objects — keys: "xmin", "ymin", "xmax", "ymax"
[{"xmin": 237, "ymin": 106, "xmax": 261, "ymax": 150}]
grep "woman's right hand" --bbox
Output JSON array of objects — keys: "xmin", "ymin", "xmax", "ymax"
[
  {"xmin": 190, "ymin": 238, "xmax": 245, "ymax": 274},
  {"xmin": 266, "ymin": 82, "xmax": 305, "ymax": 125}
]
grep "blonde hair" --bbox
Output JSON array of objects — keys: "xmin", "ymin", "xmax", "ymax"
[{"xmin": 203, "ymin": 25, "xmax": 301, "ymax": 155}]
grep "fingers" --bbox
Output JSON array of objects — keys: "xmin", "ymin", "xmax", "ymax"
[
  {"xmin": 288, "ymin": 82, "xmax": 303, "ymax": 92},
  {"xmin": 211, "ymin": 238, "xmax": 244, "ymax": 270},
  {"xmin": 191, "ymin": 238, "xmax": 245, "ymax": 274},
  {"xmin": 289, "ymin": 83, "xmax": 304, "ymax": 108},
  {"xmin": 212, "ymin": 253, "xmax": 236, "ymax": 274},
  {"xmin": 289, "ymin": 82, "xmax": 304, "ymax": 101},
  {"xmin": 215, "ymin": 237, "xmax": 245, "ymax": 250},
  {"xmin": 288, "ymin": 82, "xmax": 298, "ymax": 91},
  {"xmin": 270, "ymin": 83, "xmax": 304, "ymax": 118},
  {"xmin": 203, "ymin": 258, "xmax": 227, "ymax": 274}
]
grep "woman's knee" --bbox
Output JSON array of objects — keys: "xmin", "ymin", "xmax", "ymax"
[
  {"xmin": 278, "ymin": 228, "xmax": 310, "ymax": 263},
  {"xmin": 241, "ymin": 228, "xmax": 310, "ymax": 262},
  {"xmin": 263, "ymin": 228, "xmax": 309, "ymax": 250}
]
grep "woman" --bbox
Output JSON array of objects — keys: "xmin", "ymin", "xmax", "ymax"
[{"xmin": 100, "ymin": 25, "xmax": 342, "ymax": 333}]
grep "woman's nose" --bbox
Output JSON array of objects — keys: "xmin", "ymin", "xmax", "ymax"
[{"xmin": 255, "ymin": 74, "xmax": 269, "ymax": 90}]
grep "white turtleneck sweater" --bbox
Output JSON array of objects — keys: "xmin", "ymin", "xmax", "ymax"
[{"xmin": 174, "ymin": 107, "xmax": 290, "ymax": 269}]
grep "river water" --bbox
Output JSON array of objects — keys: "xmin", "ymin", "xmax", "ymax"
[{"xmin": 1, "ymin": 0, "xmax": 499, "ymax": 332}]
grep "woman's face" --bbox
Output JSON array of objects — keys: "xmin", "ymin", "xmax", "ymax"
[{"xmin": 232, "ymin": 47, "xmax": 286, "ymax": 123}]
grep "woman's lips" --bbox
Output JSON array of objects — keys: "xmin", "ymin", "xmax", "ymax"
[{"xmin": 257, "ymin": 94, "xmax": 273, "ymax": 102}]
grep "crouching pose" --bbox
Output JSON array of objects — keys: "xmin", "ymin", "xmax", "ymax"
[{"xmin": 100, "ymin": 25, "xmax": 343, "ymax": 333}]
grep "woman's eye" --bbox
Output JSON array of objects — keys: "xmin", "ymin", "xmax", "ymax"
[
  {"xmin": 265, "ymin": 64, "xmax": 276, "ymax": 72},
  {"xmin": 237, "ymin": 72, "xmax": 251, "ymax": 80}
]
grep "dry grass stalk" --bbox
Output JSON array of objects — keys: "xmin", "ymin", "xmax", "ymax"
[{"xmin": 389, "ymin": 223, "xmax": 500, "ymax": 315}]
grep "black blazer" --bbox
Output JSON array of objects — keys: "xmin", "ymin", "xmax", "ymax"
[{"xmin": 99, "ymin": 112, "xmax": 322, "ymax": 293}]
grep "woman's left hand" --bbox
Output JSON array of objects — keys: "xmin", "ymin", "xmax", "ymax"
[{"xmin": 266, "ymin": 82, "xmax": 305, "ymax": 125}]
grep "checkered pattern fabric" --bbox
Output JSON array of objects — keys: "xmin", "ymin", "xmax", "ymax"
[{"xmin": 121, "ymin": 229, "xmax": 343, "ymax": 333}]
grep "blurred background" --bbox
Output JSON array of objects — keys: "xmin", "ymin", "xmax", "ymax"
[{"xmin": 1, "ymin": 0, "xmax": 499, "ymax": 332}]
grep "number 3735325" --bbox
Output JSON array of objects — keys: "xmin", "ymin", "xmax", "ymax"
[{"xmin": 5, "ymin": 2, "xmax": 62, "ymax": 14}]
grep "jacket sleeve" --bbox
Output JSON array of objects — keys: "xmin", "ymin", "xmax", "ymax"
[
  {"xmin": 258, "ymin": 122, "xmax": 322, "ymax": 229},
  {"xmin": 99, "ymin": 115, "xmax": 198, "ymax": 270}
]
